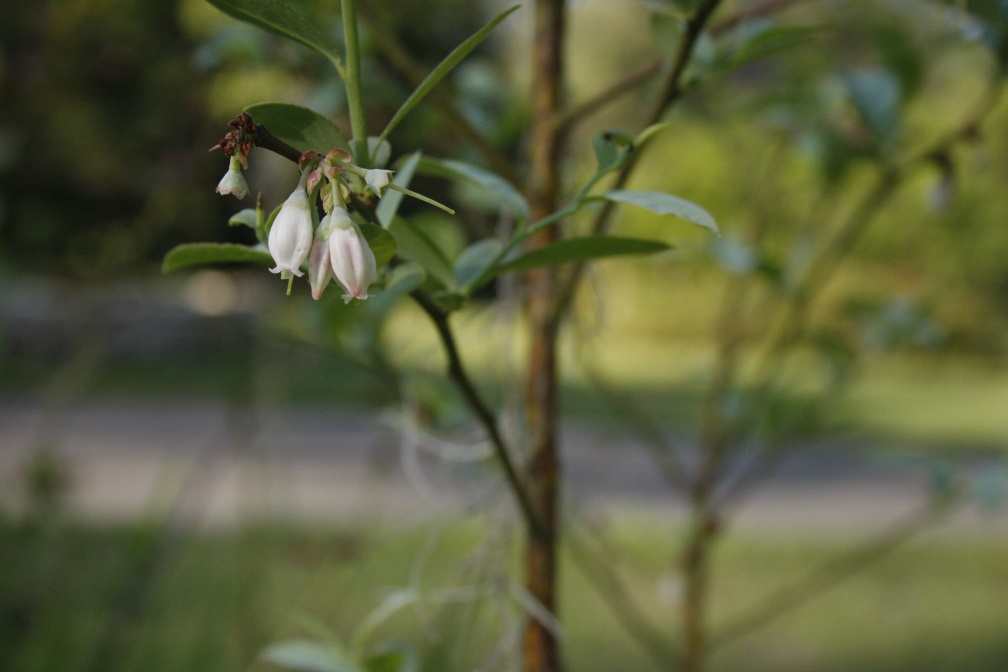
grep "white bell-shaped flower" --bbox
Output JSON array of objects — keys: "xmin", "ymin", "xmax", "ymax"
[
  {"xmin": 267, "ymin": 188, "xmax": 313, "ymax": 279},
  {"xmin": 215, "ymin": 156, "xmax": 249, "ymax": 199},
  {"xmin": 327, "ymin": 207, "xmax": 377, "ymax": 304}
]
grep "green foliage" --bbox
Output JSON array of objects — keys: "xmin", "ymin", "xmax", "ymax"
[
  {"xmin": 376, "ymin": 5, "xmax": 521, "ymax": 145},
  {"xmin": 602, "ymin": 190, "xmax": 719, "ymax": 235},
  {"xmin": 204, "ymin": 0, "xmax": 344, "ymax": 68},
  {"xmin": 161, "ymin": 242, "xmax": 272, "ymax": 271},
  {"xmin": 245, "ymin": 102, "xmax": 350, "ymax": 153},
  {"xmin": 416, "ymin": 157, "xmax": 529, "ymax": 220},
  {"xmin": 262, "ymin": 640, "xmax": 360, "ymax": 672},
  {"xmin": 498, "ymin": 236, "xmax": 670, "ymax": 273},
  {"xmin": 387, "ymin": 216, "xmax": 456, "ymax": 290},
  {"xmin": 377, "ymin": 153, "xmax": 422, "ymax": 227}
]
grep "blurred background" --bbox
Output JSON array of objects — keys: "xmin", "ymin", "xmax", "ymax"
[{"xmin": 1, "ymin": 1, "xmax": 1007, "ymax": 671}]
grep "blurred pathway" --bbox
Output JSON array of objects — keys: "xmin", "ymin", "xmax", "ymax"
[{"xmin": 1, "ymin": 399, "xmax": 1004, "ymax": 533}]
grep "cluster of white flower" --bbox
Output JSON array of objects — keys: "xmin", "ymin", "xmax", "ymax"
[{"xmin": 217, "ymin": 147, "xmax": 393, "ymax": 303}]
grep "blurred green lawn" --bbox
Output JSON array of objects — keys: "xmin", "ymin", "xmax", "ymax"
[{"xmin": 2, "ymin": 517, "xmax": 1006, "ymax": 672}]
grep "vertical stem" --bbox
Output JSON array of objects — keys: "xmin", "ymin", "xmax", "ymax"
[
  {"xmin": 680, "ymin": 512, "xmax": 715, "ymax": 672},
  {"xmin": 523, "ymin": 1, "xmax": 566, "ymax": 672},
  {"xmin": 341, "ymin": 0, "xmax": 369, "ymax": 164}
]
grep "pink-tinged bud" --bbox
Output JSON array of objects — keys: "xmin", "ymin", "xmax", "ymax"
[
  {"xmin": 216, "ymin": 156, "xmax": 249, "ymax": 199},
  {"xmin": 267, "ymin": 188, "xmax": 313, "ymax": 280},
  {"xmin": 327, "ymin": 147, "xmax": 352, "ymax": 163},
  {"xmin": 327, "ymin": 207, "xmax": 376, "ymax": 304},
  {"xmin": 363, "ymin": 169, "xmax": 393, "ymax": 196},
  {"xmin": 306, "ymin": 168, "xmax": 323, "ymax": 194},
  {"xmin": 308, "ymin": 226, "xmax": 333, "ymax": 301}
]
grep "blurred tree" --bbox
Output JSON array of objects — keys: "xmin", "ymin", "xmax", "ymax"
[{"xmin": 0, "ymin": 1, "xmax": 237, "ymax": 278}]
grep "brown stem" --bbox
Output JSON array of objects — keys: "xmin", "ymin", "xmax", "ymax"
[
  {"xmin": 253, "ymin": 124, "xmax": 302, "ymax": 164},
  {"xmin": 523, "ymin": 1, "xmax": 566, "ymax": 671},
  {"xmin": 680, "ymin": 513, "xmax": 718, "ymax": 672},
  {"xmin": 408, "ymin": 290, "xmax": 547, "ymax": 541}
]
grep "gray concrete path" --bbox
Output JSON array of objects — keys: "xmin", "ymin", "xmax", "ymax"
[{"xmin": 1, "ymin": 399, "xmax": 1004, "ymax": 533}]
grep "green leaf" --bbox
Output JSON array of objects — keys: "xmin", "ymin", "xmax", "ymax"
[
  {"xmin": 377, "ymin": 5, "xmax": 520, "ymax": 144},
  {"xmin": 843, "ymin": 69, "xmax": 902, "ymax": 148},
  {"xmin": 591, "ymin": 130, "xmax": 634, "ymax": 175},
  {"xmin": 416, "ymin": 157, "xmax": 528, "ymax": 219},
  {"xmin": 205, "ymin": 0, "xmax": 343, "ymax": 67},
  {"xmin": 361, "ymin": 646, "xmax": 417, "ymax": 672},
  {"xmin": 228, "ymin": 208, "xmax": 259, "ymax": 229},
  {"xmin": 384, "ymin": 263, "xmax": 426, "ymax": 295},
  {"xmin": 162, "ymin": 243, "xmax": 272, "ymax": 273},
  {"xmin": 454, "ymin": 239, "xmax": 503, "ymax": 290},
  {"xmin": 602, "ymin": 190, "xmax": 719, "ymax": 234},
  {"xmin": 387, "ymin": 216, "xmax": 456, "ymax": 288},
  {"xmin": 498, "ymin": 236, "xmax": 669, "ymax": 273},
  {"xmin": 367, "ymin": 136, "xmax": 392, "ymax": 168},
  {"xmin": 359, "ymin": 221, "xmax": 397, "ymax": 267},
  {"xmin": 730, "ymin": 24, "xmax": 822, "ymax": 68},
  {"xmin": 245, "ymin": 102, "xmax": 349, "ymax": 154},
  {"xmin": 261, "ymin": 640, "xmax": 360, "ymax": 672},
  {"xmin": 377, "ymin": 152, "xmax": 421, "ymax": 228}
]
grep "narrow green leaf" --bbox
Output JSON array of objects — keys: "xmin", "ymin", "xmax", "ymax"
[
  {"xmin": 729, "ymin": 25, "xmax": 823, "ymax": 69},
  {"xmin": 261, "ymin": 640, "xmax": 359, "ymax": 672},
  {"xmin": 416, "ymin": 157, "xmax": 528, "ymax": 219},
  {"xmin": 387, "ymin": 216, "xmax": 456, "ymax": 288},
  {"xmin": 245, "ymin": 103, "xmax": 349, "ymax": 154},
  {"xmin": 162, "ymin": 243, "xmax": 272, "ymax": 273},
  {"xmin": 377, "ymin": 152, "xmax": 421, "ymax": 227},
  {"xmin": 352, "ymin": 589, "xmax": 419, "ymax": 652},
  {"xmin": 359, "ymin": 221, "xmax": 397, "ymax": 267},
  {"xmin": 602, "ymin": 190, "xmax": 719, "ymax": 234},
  {"xmin": 205, "ymin": 0, "xmax": 343, "ymax": 67},
  {"xmin": 378, "ymin": 5, "xmax": 520, "ymax": 144},
  {"xmin": 498, "ymin": 236, "xmax": 669, "ymax": 273},
  {"xmin": 228, "ymin": 208, "xmax": 259, "ymax": 229},
  {"xmin": 454, "ymin": 239, "xmax": 503, "ymax": 289},
  {"xmin": 843, "ymin": 69, "xmax": 902, "ymax": 147}
]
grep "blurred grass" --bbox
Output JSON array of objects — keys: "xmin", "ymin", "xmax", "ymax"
[{"xmin": 1, "ymin": 516, "xmax": 1006, "ymax": 672}]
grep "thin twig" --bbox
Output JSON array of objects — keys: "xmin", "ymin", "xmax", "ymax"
[
  {"xmin": 556, "ymin": 57, "xmax": 663, "ymax": 136},
  {"xmin": 244, "ymin": 121, "xmax": 545, "ymax": 541},
  {"xmin": 711, "ymin": 502, "xmax": 948, "ymax": 647},
  {"xmin": 558, "ymin": 0, "xmax": 807, "ymax": 137},
  {"xmin": 566, "ymin": 525, "xmax": 680, "ymax": 667},
  {"xmin": 551, "ymin": 0, "xmax": 725, "ymax": 323},
  {"xmin": 710, "ymin": 0, "xmax": 811, "ymax": 36},
  {"xmin": 409, "ymin": 290, "xmax": 548, "ymax": 543}
]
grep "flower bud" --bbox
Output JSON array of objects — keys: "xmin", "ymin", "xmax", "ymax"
[
  {"xmin": 308, "ymin": 224, "xmax": 333, "ymax": 301},
  {"xmin": 327, "ymin": 207, "xmax": 376, "ymax": 303},
  {"xmin": 267, "ymin": 188, "xmax": 313, "ymax": 279},
  {"xmin": 363, "ymin": 169, "xmax": 393, "ymax": 197},
  {"xmin": 215, "ymin": 156, "xmax": 249, "ymax": 199}
]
